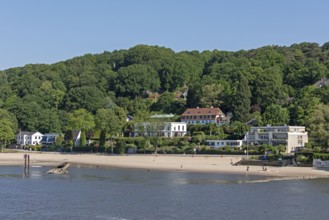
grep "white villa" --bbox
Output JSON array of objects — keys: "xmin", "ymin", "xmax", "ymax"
[
  {"xmin": 134, "ymin": 122, "xmax": 187, "ymax": 138},
  {"xmin": 245, "ymin": 125, "xmax": 308, "ymax": 153},
  {"xmin": 16, "ymin": 131, "xmax": 43, "ymax": 146}
]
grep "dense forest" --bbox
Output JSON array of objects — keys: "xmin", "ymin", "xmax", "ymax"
[{"xmin": 1, "ymin": 42, "xmax": 329, "ymax": 151}]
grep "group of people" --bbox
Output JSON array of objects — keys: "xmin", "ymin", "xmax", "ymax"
[{"xmin": 245, "ymin": 166, "xmax": 267, "ymax": 172}]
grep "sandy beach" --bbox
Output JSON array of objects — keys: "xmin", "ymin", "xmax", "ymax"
[{"xmin": 1, "ymin": 152, "xmax": 329, "ymax": 180}]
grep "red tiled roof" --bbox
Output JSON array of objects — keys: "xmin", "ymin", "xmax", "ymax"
[{"xmin": 181, "ymin": 108, "xmax": 225, "ymax": 116}]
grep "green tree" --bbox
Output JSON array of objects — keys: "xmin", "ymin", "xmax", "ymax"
[
  {"xmin": 186, "ymin": 83, "xmax": 202, "ymax": 107},
  {"xmin": 200, "ymin": 83, "xmax": 224, "ymax": 107},
  {"xmin": 0, "ymin": 119, "xmax": 15, "ymax": 151},
  {"xmin": 39, "ymin": 80, "xmax": 66, "ymax": 109},
  {"xmin": 151, "ymin": 91, "xmax": 175, "ymax": 113},
  {"xmin": 0, "ymin": 109, "xmax": 17, "ymax": 150},
  {"xmin": 15, "ymin": 101, "xmax": 43, "ymax": 131},
  {"xmin": 250, "ymin": 67, "xmax": 284, "ymax": 111},
  {"xmin": 229, "ymin": 121, "xmax": 250, "ymax": 139},
  {"xmin": 67, "ymin": 109, "xmax": 95, "ymax": 147},
  {"xmin": 65, "ymin": 86, "xmax": 105, "ymax": 113},
  {"xmin": 114, "ymin": 64, "xmax": 160, "ymax": 98},
  {"xmin": 306, "ymin": 104, "xmax": 329, "ymax": 149},
  {"xmin": 262, "ymin": 104, "xmax": 290, "ymax": 126},
  {"xmin": 95, "ymin": 108, "xmax": 124, "ymax": 151},
  {"xmin": 231, "ymin": 74, "xmax": 251, "ymax": 122},
  {"xmin": 289, "ymin": 86, "xmax": 321, "ymax": 125},
  {"xmin": 38, "ymin": 109, "xmax": 62, "ymax": 133}
]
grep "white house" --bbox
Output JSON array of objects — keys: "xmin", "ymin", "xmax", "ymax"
[
  {"xmin": 245, "ymin": 125, "xmax": 308, "ymax": 153},
  {"xmin": 134, "ymin": 122, "xmax": 187, "ymax": 137},
  {"xmin": 206, "ymin": 140, "xmax": 243, "ymax": 148},
  {"xmin": 16, "ymin": 131, "xmax": 43, "ymax": 146}
]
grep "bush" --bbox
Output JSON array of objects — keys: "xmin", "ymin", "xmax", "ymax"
[
  {"xmin": 114, "ymin": 140, "xmax": 126, "ymax": 154},
  {"xmin": 296, "ymin": 155, "xmax": 309, "ymax": 163},
  {"xmin": 31, "ymin": 145, "xmax": 42, "ymax": 151},
  {"xmin": 313, "ymin": 153, "xmax": 329, "ymax": 161}
]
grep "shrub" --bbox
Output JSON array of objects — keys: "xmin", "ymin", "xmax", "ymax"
[
  {"xmin": 296, "ymin": 155, "xmax": 309, "ymax": 163},
  {"xmin": 313, "ymin": 153, "xmax": 329, "ymax": 161},
  {"xmin": 114, "ymin": 140, "xmax": 126, "ymax": 154}
]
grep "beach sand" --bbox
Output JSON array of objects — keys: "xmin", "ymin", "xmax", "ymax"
[{"xmin": 1, "ymin": 152, "xmax": 329, "ymax": 180}]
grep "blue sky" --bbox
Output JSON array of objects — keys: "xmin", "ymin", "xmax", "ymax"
[{"xmin": 1, "ymin": 0, "xmax": 328, "ymax": 70}]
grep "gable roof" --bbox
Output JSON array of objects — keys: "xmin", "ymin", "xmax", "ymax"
[
  {"xmin": 17, "ymin": 131, "xmax": 42, "ymax": 136},
  {"xmin": 181, "ymin": 107, "xmax": 225, "ymax": 116},
  {"xmin": 72, "ymin": 130, "xmax": 81, "ymax": 141}
]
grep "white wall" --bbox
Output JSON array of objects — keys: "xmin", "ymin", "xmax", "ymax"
[{"xmin": 206, "ymin": 140, "xmax": 243, "ymax": 148}]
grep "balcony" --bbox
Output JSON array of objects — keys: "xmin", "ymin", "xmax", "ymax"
[{"xmin": 272, "ymin": 136, "xmax": 287, "ymax": 140}]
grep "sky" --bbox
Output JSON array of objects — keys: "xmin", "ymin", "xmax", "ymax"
[{"xmin": 0, "ymin": 0, "xmax": 329, "ymax": 70}]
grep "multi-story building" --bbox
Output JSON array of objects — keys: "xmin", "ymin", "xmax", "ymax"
[
  {"xmin": 180, "ymin": 107, "xmax": 229, "ymax": 126},
  {"xmin": 245, "ymin": 125, "xmax": 308, "ymax": 153},
  {"xmin": 134, "ymin": 122, "xmax": 187, "ymax": 138},
  {"xmin": 206, "ymin": 139, "xmax": 243, "ymax": 148},
  {"xmin": 16, "ymin": 131, "xmax": 43, "ymax": 146}
]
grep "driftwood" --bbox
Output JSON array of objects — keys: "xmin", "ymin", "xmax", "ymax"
[{"xmin": 46, "ymin": 162, "xmax": 70, "ymax": 174}]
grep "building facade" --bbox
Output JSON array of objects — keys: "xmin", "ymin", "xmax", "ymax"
[
  {"xmin": 134, "ymin": 122, "xmax": 187, "ymax": 138},
  {"xmin": 206, "ymin": 139, "xmax": 243, "ymax": 148},
  {"xmin": 180, "ymin": 107, "xmax": 229, "ymax": 126},
  {"xmin": 16, "ymin": 131, "xmax": 43, "ymax": 146},
  {"xmin": 246, "ymin": 125, "xmax": 308, "ymax": 153},
  {"xmin": 41, "ymin": 133, "xmax": 60, "ymax": 146}
]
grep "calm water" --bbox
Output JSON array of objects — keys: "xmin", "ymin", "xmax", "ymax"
[{"xmin": 0, "ymin": 166, "xmax": 329, "ymax": 220}]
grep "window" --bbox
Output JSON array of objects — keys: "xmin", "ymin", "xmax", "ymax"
[
  {"xmin": 178, "ymin": 126, "xmax": 180, "ymax": 131},
  {"xmin": 182, "ymin": 126, "xmax": 184, "ymax": 131}
]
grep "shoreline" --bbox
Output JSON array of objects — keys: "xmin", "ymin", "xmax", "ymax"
[{"xmin": 1, "ymin": 152, "xmax": 329, "ymax": 180}]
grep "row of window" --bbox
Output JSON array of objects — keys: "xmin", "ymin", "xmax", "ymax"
[
  {"xmin": 208, "ymin": 142, "xmax": 240, "ymax": 146},
  {"xmin": 173, "ymin": 126, "xmax": 184, "ymax": 131},
  {"xmin": 256, "ymin": 128, "xmax": 305, "ymax": 133},
  {"xmin": 185, "ymin": 120, "xmax": 215, "ymax": 124},
  {"xmin": 17, "ymin": 136, "xmax": 42, "ymax": 140},
  {"xmin": 182, "ymin": 115, "xmax": 215, "ymax": 119}
]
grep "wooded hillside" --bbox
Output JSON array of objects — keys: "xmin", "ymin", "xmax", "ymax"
[{"xmin": 1, "ymin": 42, "xmax": 329, "ymax": 148}]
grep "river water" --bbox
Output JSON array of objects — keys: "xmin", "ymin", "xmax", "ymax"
[{"xmin": 0, "ymin": 166, "xmax": 329, "ymax": 220}]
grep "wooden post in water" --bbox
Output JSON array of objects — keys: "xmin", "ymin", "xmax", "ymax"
[
  {"xmin": 27, "ymin": 155, "xmax": 30, "ymax": 171},
  {"xmin": 24, "ymin": 154, "xmax": 30, "ymax": 172},
  {"xmin": 24, "ymin": 154, "xmax": 27, "ymax": 170}
]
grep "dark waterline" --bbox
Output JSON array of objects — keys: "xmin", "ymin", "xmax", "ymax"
[{"xmin": 0, "ymin": 166, "xmax": 329, "ymax": 220}]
